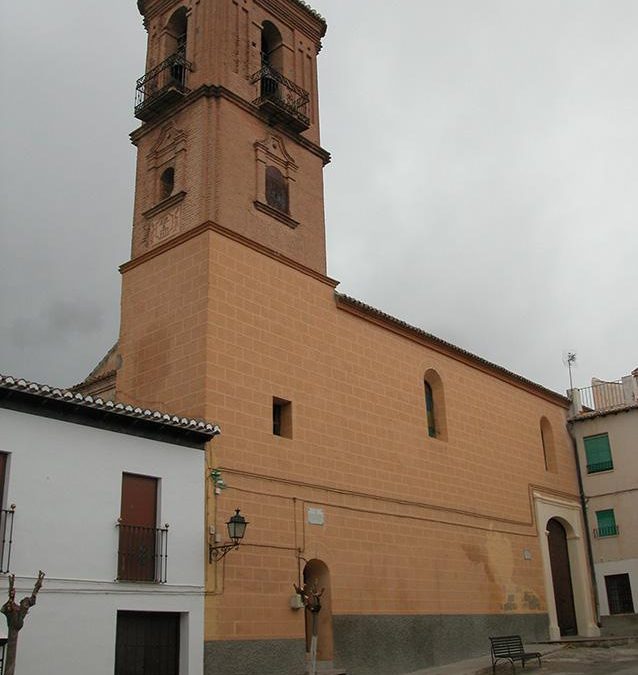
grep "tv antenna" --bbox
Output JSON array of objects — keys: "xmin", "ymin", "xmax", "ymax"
[{"xmin": 562, "ymin": 351, "xmax": 577, "ymax": 391}]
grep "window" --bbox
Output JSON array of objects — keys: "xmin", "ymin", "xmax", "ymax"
[
  {"xmin": 273, "ymin": 397, "xmax": 292, "ymax": 438},
  {"xmin": 605, "ymin": 574, "xmax": 635, "ymax": 615},
  {"xmin": 159, "ymin": 167, "xmax": 175, "ymax": 200},
  {"xmin": 115, "ymin": 611, "xmax": 180, "ymax": 675},
  {"xmin": 118, "ymin": 473, "xmax": 168, "ymax": 583},
  {"xmin": 540, "ymin": 417, "xmax": 556, "ymax": 472},
  {"xmin": 595, "ymin": 509, "xmax": 619, "ymax": 538},
  {"xmin": 423, "ymin": 369, "xmax": 447, "ymax": 440},
  {"xmin": 265, "ymin": 166, "xmax": 289, "ymax": 214},
  {"xmin": 584, "ymin": 433, "xmax": 613, "ymax": 473},
  {"xmin": 424, "ymin": 382, "xmax": 436, "ymax": 437}
]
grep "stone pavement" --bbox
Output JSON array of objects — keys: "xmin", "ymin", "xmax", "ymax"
[{"xmin": 405, "ymin": 641, "xmax": 638, "ymax": 675}]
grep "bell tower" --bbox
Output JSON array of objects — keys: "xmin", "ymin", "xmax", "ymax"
[
  {"xmin": 129, "ymin": 0, "xmax": 328, "ymax": 271},
  {"xmin": 117, "ymin": 0, "xmax": 330, "ymax": 413}
]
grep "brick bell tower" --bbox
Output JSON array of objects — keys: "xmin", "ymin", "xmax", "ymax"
[{"xmin": 117, "ymin": 0, "xmax": 329, "ymax": 413}]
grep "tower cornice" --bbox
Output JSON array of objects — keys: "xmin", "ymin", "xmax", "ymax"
[{"xmin": 130, "ymin": 84, "xmax": 331, "ymax": 165}]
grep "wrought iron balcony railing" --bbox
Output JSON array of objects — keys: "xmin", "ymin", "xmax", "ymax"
[
  {"xmin": 0, "ymin": 506, "xmax": 15, "ymax": 574},
  {"xmin": 117, "ymin": 523, "xmax": 168, "ymax": 583},
  {"xmin": 586, "ymin": 459, "xmax": 614, "ymax": 474},
  {"xmin": 250, "ymin": 65, "xmax": 310, "ymax": 132},
  {"xmin": 135, "ymin": 51, "xmax": 192, "ymax": 121},
  {"xmin": 594, "ymin": 525, "xmax": 620, "ymax": 538}
]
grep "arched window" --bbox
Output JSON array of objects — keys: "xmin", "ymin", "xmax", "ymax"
[
  {"xmin": 159, "ymin": 167, "xmax": 175, "ymax": 200},
  {"xmin": 540, "ymin": 417, "xmax": 556, "ymax": 472},
  {"xmin": 424, "ymin": 369, "xmax": 447, "ymax": 440},
  {"xmin": 265, "ymin": 166, "xmax": 289, "ymax": 213}
]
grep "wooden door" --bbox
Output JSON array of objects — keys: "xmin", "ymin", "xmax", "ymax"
[
  {"xmin": 547, "ymin": 518, "xmax": 578, "ymax": 636},
  {"xmin": 118, "ymin": 474, "xmax": 158, "ymax": 581},
  {"xmin": 115, "ymin": 611, "xmax": 180, "ymax": 675}
]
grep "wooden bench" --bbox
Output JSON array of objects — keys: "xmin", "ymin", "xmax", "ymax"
[{"xmin": 489, "ymin": 635, "xmax": 542, "ymax": 673}]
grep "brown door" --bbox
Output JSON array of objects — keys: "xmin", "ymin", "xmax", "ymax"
[
  {"xmin": 118, "ymin": 474, "xmax": 158, "ymax": 581},
  {"xmin": 115, "ymin": 611, "xmax": 180, "ymax": 675},
  {"xmin": 547, "ymin": 518, "xmax": 578, "ymax": 636}
]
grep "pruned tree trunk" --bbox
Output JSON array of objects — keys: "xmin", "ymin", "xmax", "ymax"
[{"xmin": 1, "ymin": 571, "xmax": 45, "ymax": 675}]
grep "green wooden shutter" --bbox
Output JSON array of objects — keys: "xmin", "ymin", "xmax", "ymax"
[
  {"xmin": 595, "ymin": 509, "xmax": 617, "ymax": 537},
  {"xmin": 584, "ymin": 434, "xmax": 613, "ymax": 473}
]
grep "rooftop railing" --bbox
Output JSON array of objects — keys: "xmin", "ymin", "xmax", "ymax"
[{"xmin": 569, "ymin": 375, "xmax": 638, "ymax": 417}]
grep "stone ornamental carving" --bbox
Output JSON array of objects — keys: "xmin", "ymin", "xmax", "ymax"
[{"xmin": 143, "ymin": 203, "xmax": 182, "ymax": 249}]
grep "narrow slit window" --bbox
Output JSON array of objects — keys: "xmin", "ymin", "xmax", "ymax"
[{"xmin": 425, "ymin": 381, "xmax": 436, "ymax": 437}]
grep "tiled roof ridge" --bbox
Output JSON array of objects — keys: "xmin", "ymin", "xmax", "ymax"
[
  {"xmin": 335, "ymin": 292, "xmax": 569, "ymax": 404},
  {"xmin": 570, "ymin": 402, "xmax": 638, "ymax": 421},
  {"xmin": 0, "ymin": 374, "xmax": 221, "ymax": 436},
  {"xmin": 72, "ymin": 368, "xmax": 116, "ymax": 390},
  {"xmin": 290, "ymin": 0, "xmax": 326, "ymax": 26}
]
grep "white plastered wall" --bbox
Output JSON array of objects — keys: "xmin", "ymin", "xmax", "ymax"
[
  {"xmin": 534, "ymin": 491, "xmax": 600, "ymax": 640},
  {"xmin": 0, "ymin": 407, "xmax": 206, "ymax": 675}
]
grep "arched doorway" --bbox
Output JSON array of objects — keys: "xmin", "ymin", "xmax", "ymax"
[
  {"xmin": 302, "ymin": 559, "xmax": 334, "ymax": 666},
  {"xmin": 547, "ymin": 518, "xmax": 578, "ymax": 636}
]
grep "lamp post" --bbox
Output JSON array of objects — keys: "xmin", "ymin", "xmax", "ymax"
[{"xmin": 209, "ymin": 509, "xmax": 248, "ymax": 563}]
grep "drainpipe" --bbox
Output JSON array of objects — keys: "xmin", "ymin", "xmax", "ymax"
[{"xmin": 567, "ymin": 420, "xmax": 601, "ymax": 627}]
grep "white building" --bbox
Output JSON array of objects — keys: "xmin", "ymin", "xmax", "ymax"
[
  {"xmin": 0, "ymin": 374, "xmax": 220, "ymax": 675},
  {"xmin": 569, "ymin": 368, "xmax": 638, "ymax": 634}
]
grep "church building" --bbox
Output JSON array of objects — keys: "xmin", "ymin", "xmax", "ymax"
[{"xmin": 79, "ymin": 1, "xmax": 600, "ymax": 672}]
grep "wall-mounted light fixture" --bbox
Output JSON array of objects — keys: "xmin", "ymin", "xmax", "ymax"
[{"xmin": 209, "ymin": 508, "xmax": 249, "ymax": 563}]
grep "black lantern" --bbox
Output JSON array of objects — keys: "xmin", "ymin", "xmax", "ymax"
[
  {"xmin": 227, "ymin": 508, "xmax": 248, "ymax": 544},
  {"xmin": 209, "ymin": 508, "xmax": 249, "ymax": 563}
]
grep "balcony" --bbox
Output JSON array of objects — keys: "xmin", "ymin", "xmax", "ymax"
[
  {"xmin": 569, "ymin": 374, "xmax": 638, "ymax": 417},
  {"xmin": 117, "ymin": 523, "xmax": 168, "ymax": 583},
  {"xmin": 0, "ymin": 506, "xmax": 15, "ymax": 573},
  {"xmin": 594, "ymin": 524, "xmax": 620, "ymax": 538},
  {"xmin": 250, "ymin": 65, "xmax": 310, "ymax": 132},
  {"xmin": 134, "ymin": 51, "xmax": 192, "ymax": 122}
]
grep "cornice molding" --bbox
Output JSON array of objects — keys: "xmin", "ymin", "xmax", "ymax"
[
  {"xmin": 120, "ymin": 220, "xmax": 339, "ymax": 289},
  {"xmin": 130, "ymin": 85, "xmax": 331, "ymax": 166},
  {"xmin": 335, "ymin": 294, "xmax": 570, "ymax": 409},
  {"xmin": 142, "ymin": 191, "xmax": 186, "ymax": 219}
]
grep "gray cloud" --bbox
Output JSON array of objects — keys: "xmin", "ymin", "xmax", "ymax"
[{"xmin": 1, "ymin": 0, "xmax": 636, "ymax": 394}]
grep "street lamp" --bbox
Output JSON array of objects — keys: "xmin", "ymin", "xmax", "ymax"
[{"xmin": 209, "ymin": 509, "xmax": 249, "ymax": 563}]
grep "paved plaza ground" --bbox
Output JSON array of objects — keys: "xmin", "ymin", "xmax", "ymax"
[
  {"xmin": 409, "ymin": 643, "xmax": 638, "ymax": 675},
  {"xmin": 536, "ymin": 645, "xmax": 638, "ymax": 674}
]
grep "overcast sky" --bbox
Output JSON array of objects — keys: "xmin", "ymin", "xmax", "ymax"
[{"xmin": 1, "ymin": 1, "xmax": 636, "ymax": 394}]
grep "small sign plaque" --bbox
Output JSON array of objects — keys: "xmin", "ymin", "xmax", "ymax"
[{"xmin": 307, "ymin": 508, "xmax": 324, "ymax": 526}]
